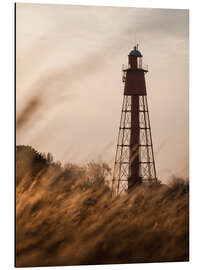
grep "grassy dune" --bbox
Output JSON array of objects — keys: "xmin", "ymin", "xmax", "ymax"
[{"xmin": 16, "ymin": 145, "xmax": 189, "ymax": 267}]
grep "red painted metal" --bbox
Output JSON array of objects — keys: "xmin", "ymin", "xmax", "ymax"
[
  {"xmin": 128, "ymin": 95, "xmax": 141, "ymax": 189},
  {"xmin": 112, "ymin": 45, "xmax": 157, "ymax": 195},
  {"xmin": 124, "ymin": 70, "xmax": 146, "ymax": 95},
  {"xmin": 127, "ymin": 52, "xmax": 147, "ymax": 187}
]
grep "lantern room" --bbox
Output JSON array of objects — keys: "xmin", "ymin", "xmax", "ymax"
[{"xmin": 128, "ymin": 45, "xmax": 143, "ymax": 69}]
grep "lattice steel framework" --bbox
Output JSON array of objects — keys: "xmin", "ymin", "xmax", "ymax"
[{"xmin": 112, "ymin": 94, "xmax": 157, "ymax": 195}]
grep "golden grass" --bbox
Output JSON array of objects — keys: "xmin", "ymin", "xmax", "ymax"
[{"xmin": 16, "ymin": 145, "xmax": 189, "ymax": 267}]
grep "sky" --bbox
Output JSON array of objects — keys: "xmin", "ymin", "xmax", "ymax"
[{"xmin": 16, "ymin": 3, "xmax": 189, "ymax": 182}]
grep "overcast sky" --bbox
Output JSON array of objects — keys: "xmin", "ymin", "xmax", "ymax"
[{"xmin": 16, "ymin": 3, "xmax": 189, "ymax": 182}]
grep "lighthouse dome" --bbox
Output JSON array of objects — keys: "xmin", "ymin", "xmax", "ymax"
[{"xmin": 129, "ymin": 46, "xmax": 143, "ymax": 57}]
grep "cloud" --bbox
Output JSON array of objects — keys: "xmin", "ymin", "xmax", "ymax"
[{"xmin": 16, "ymin": 3, "xmax": 189, "ymax": 180}]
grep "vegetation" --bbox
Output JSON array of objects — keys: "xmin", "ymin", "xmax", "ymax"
[{"xmin": 16, "ymin": 145, "xmax": 189, "ymax": 267}]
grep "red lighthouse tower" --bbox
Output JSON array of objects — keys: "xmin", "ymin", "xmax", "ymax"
[{"xmin": 112, "ymin": 45, "xmax": 157, "ymax": 195}]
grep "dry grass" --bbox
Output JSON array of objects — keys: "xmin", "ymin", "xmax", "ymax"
[{"xmin": 16, "ymin": 145, "xmax": 189, "ymax": 267}]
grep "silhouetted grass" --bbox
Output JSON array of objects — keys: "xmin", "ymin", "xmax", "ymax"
[{"xmin": 16, "ymin": 145, "xmax": 189, "ymax": 267}]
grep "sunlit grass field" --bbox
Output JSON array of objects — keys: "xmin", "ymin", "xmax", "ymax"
[{"xmin": 16, "ymin": 145, "xmax": 189, "ymax": 267}]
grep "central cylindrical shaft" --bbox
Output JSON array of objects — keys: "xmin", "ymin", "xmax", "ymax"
[{"xmin": 128, "ymin": 95, "xmax": 141, "ymax": 189}]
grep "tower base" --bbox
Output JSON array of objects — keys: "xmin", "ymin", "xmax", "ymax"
[{"xmin": 128, "ymin": 177, "xmax": 142, "ymax": 192}]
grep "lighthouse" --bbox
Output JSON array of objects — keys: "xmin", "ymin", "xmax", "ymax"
[{"xmin": 112, "ymin": 45, "xmax": 157, "ymax": 195}]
